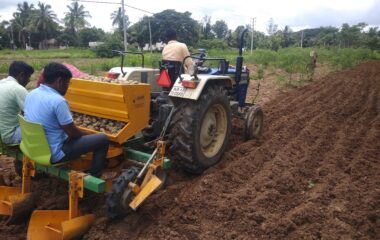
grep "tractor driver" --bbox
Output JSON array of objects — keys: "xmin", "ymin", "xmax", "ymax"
[
  {"xmin": 162, "ymin": 28, "xmax": 193, "ymax": 73},
  {"xmin": 24, "ymin": 62, "xmax": 109, "ymax": 178},
  {"xmin": 0, "ymin": 61, "xmax": 34, "ymax": 145}
]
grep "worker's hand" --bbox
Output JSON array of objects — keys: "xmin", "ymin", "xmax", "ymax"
[{"xmin": 61, "ymin": 122, "xmax": 84, "ymax": 139}]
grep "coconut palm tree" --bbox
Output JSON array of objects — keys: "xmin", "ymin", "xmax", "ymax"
[
  {"xmin": 17, "ymin": 2, "xmax": 35, "ymax": 20},
  {"xmin": 32, "ymin": 2, "xmax": 58, "ymax": 48},
  {"xmin": 64, "ymin": 1, "xmax": 91, "ymax": 35},
  {"xmin": 0, "ymin": 20, "xmax": 12, "ymax": 49},
  {"xmin": 111, "ymin": 7, "xmax": 129, "ymax": 35},
  {"xmin": 12, "ymin": 2, "xmax": 35, "ymax": 48}
]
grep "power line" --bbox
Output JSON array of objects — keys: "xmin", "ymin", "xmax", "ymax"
[
  {"xmin": 73, "ymin": 0, "xmax": 119, "ymax": 5},
  {"xmin": 123, "ymin": 3, "xmax": 154, "ymax": 15},
  {"xmin": 73, "ymin": 0, "xmax": 154, "ymax": 15},
  {"xmin": 72, "ymin": 0, "xmax": 154, "ymax": 51}
]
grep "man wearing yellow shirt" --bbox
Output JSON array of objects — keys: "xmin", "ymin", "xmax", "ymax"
[{"xmin": 162, "ymin": 28, "xmax": 193, "ymax": 73}]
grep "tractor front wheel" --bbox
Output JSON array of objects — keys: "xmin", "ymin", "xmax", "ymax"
[{"xmin": 244, "ymin": 105, "xmax": 264, "ymax": 140}]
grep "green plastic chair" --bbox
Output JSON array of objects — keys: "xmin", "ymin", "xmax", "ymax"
[{"xmin": 17, "ymin": 115, "xmax": 52, "ymax": 166}]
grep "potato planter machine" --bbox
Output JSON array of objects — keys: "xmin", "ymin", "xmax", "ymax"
[{"xmin": 0, "ymin": 79, "xmax": 171, "ymax": 239}]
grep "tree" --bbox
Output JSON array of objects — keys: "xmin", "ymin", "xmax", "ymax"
[
  {"xmin": 64, "ymin": 1, "xmax": 91, "ymax": 35},
  {"xmin": 292, "ymin": 27, "xmax": 338, "ymax": 48},
  {"xmin": 366, "ymin": 27, "xmax": 380, "ymax": 50},
  {"xmin": 315, "ymin": 27, "xmax": 339, "ymax": 47},
  {"xmin": 129, "ymin": 9, "xmax": 199, "ymax": 46},
  {"xmin": 269, "ymin": 33, "xmax": 282, "ymax": 51},
  {"xmin": 225, "ymin": 29, "xmax": 233, "ymax": 46},
  {"xmin": 281, "ymin": 25, "xmax": 293, "ymax": 48},
  {"xmin": 229, "ymin": 25, "xmax": 245, "ymax": 48},
  {"xmin": 110, "ymin": 7, "xmax": 129, "ymax": 37},
  {"xmin": 78, "ymin": 27, "xmax": 105, "ymax": 47},
  {"xmin": 31, "ymin": 2, "xmax": 58, "ymax": 48},
  {"xmin": 267, "ymin": 18, "xmax": 278, "ymax": 36},
  {"xmin": 12, "ymin": 2, "xmax": 34, "ymax": 48},
  {"xmin": 56, "ymin": 31, "xmax": 75, "ymax": 46},
  {"xmin": 254, "ymin": 31, "xmax": 268, "ymax": 49},
  {"xmin": 94, "ymin": 33, "xmax": 123, "ymax": 58},
  {"xmin": 212, "ymin": 20, "xmax": 228, "ymax": 39},
  {"xmin": 339, "ymin": 22, "xmax": 367, "ymax": 47},
  {"xmin": 201, "ymin": 15, "xmax": 214, "ymax": 40},
  {"xmin": 127, "ymin": 15, "xmax": 149, "ymax": 48},
  {"xmin": 0, "ymin": 20, "xmax": 11, "ymax": 49}
]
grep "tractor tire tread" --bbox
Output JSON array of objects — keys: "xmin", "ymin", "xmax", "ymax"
[
  {"xmin": 106, "ymin": 168, "xmax": 138, "ymax": 219},
  {"xmin": 168, "ymin": 84, "xmax": 231, "ymax": 174}
]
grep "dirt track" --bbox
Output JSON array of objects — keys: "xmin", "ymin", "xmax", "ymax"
[{"xmin": 1, "ymin": 61, "xmax": 380, "ymax": 239}]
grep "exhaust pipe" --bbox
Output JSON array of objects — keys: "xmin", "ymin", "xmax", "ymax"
[{"xmin": 235, "ymin": 29, "xmax": 249, "ymax": 107}]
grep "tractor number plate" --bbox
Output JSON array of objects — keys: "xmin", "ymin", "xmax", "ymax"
[
  {"xmin": 169, "ymin": 77, "xmax": 206, "ymax": 100},
  {"xmin": 169, "ymin": 86, "xmax": 187, "ymax": 97}
]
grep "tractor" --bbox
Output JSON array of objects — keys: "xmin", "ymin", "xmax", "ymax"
[
  {"xmin": 110, "ymin": 28, "xmax": 263, "ymax": 173},
  {"xmin": 0, "ymin": 29, "xmax": 263, "ymax": 239}
]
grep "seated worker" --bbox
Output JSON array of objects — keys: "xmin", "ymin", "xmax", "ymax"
[
  {"xmin": 24, "ymin": 62, "xmax": 109, "ymax": 177},
  {"xmin": 0, "ymin": 61, "xmax": 34, "ymax": 144},
  {"xmin": 162, "ymin": 28, "xmax": 193, "ymax": 74}
]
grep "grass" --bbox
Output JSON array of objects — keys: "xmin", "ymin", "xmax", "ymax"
[
  {"xmin": 0, "ymin": 48, "xmax": 96, "ymax": 59},
  {"xmin": 1, "ymin": 47, "xmax": 378, "ymax": 87},
  {"xmin": 0, "ymin": 49, "xmax": 163, "ymax": 77}
]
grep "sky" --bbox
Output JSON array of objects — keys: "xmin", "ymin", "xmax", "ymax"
[{"xmin": 0, "ymin": 0, "xmax": 379, "ymax": 33}]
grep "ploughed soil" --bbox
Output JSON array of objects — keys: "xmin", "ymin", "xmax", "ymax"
[{"xmin": 1, "ymin": 61, "xmax": 379, "ymax": 239}]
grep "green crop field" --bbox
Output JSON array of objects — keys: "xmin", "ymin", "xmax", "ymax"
[{"xmin": 0, "ymin": 47, "xmax": 378, "ymax": 83}]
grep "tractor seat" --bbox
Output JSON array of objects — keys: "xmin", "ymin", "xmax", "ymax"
[{"xmin": 160, "ymin": 60, "xmax": 183, "ymax": 88}]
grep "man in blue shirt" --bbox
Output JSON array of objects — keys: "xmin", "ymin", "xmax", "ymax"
[
  {"xmin": 24, "ymin": 62, "xmax": 109, "ymax": 177},
  {"xmin": 0, "ymin": 61, "xmax": 34, "ymax": 144}
]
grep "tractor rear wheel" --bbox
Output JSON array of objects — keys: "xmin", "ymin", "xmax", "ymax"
[{"xmin": 169, "ymin": 85, "xmax": 231, "ymax": 174}]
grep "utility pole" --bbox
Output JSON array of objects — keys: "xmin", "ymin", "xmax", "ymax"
[
  {"xmin": 10, "ymin": 24, "xmax": 15, "ymax": 50},
  {"xmin": 148, "ymin": 16, "xmax": 152, "ymax": 53},
  {"xmin": 250, "ymin": 17, "xmax": 255, "ymax": 55},
  {"xmin": 300, "ymin": 30, "xmax": 304, "ymax": 48},
  {"xmin": 121, "ymin": 0, "xmax": 127, "ymax": 51}
]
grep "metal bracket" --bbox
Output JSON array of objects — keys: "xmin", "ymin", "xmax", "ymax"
[
  {"xmin": 21, "ymin": 156, "xmax": 35, "ymax": 194},
  {"xmin": 68, "ymin": 171, "xmax": 86, "ymax": 219}
]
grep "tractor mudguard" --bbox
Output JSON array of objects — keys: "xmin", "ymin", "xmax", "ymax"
[{"xmin": 169, "ymin": 74, "xmax": 232, "ymax": 100}]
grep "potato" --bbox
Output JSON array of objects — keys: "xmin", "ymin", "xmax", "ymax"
[
  {"xmin": 72, "ymin": 111, "xmax": 126, "ymax": 135},
  {"xmin": 77, "ymin": 74, "xmax": 142, "ymax": 85}
]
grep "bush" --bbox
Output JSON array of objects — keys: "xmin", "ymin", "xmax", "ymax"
[
  {"xmin": 93, "ymin": 36, "xmax": 123, "ymax": 58},
  {"xmin": 196, "ymin": 39, "xmax": 229, "ymax": 50}
]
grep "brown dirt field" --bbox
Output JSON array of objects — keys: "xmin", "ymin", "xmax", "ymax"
[{"xmin": 1, "ymin": 61, "xmax": 379, "ymax": 239}]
